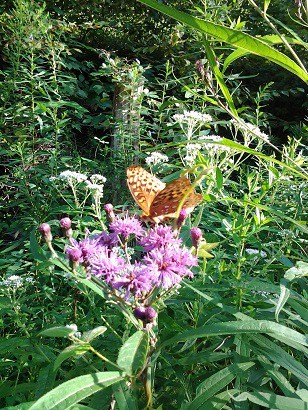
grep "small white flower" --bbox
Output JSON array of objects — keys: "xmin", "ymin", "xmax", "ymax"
[
  {"xmin": 90, "ymin": 174, "xmax": 107, "ymax": 184},
  {"xmin": 145, "ymin": 152, "xmax": 169, "ymax": 166},
  {"xmin": 58, "ymin": 171, "xmax": 88, "ymax": 183},
  {"xmin": 173, "ymin": 110, "xmax": 212, "ymax": 125},
  {"xmin": 85, "ymin": 181, "xmax": 104, "ymax": 192}
]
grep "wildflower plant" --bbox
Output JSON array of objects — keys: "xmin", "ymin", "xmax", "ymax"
[
  {"xmin": 49, "ymin": 170, "xmax": 107, "ymax": 228},
  {"xmin": 34, "ymin": 193, "xmax": 204, "ymax": 407}
]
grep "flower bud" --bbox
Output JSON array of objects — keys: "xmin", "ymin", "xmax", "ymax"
[
  {"xmin": 133, "ymin": 306, "xmax": 146, "ymax": 320},
  {"xmin": 68, "ymin": 248, "xmax": 82, "ymax": 269},
  {"xmin": 144, "ymin": 307, "xmax": 157, "ymax": 323},
  {"xmin": 104, "ymin": 203, "xmax": 115, "ymax": 222},
  {"xmin": 190, "ymin": 227, "xmax": 202, "ymax": 249},
  {"xmin": 60, "ymin": 217, "xmax": 73, "ymax": 238},
  {"xmin": 177, "ymin": 209, "xmax": 188, "ymax": 230},
  {"xmin": 39, "ymin": 223, "xmax": 52, "ymax": 243},
  {"xmin": 60, "ymin": 217, "xmax": 72, "ymax": 230}
]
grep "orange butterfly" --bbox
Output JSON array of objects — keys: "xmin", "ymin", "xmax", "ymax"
[{"xmin": 126, "ymin": 165, "xmax": 203, "ymax": 223}]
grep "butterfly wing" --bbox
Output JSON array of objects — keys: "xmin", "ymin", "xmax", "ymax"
[
  {"xmin": 126, "ymin": 165, "xmax": 166, "ymax": 215},
  {"xmin": 150, "ymin": 177, "xmax": 203, "ymax": 220}
]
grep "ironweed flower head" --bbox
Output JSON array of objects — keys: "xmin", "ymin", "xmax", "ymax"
[
  {"xmin": 109, "ymin": 214, "xmax": 144, "ymax": 240},
  {"xmin": 139, "ymin": 225, "xmax": 181, "ymax": 251},
  {"xmin": 143, "ymin": 244, "xmax": 197, "ymax": 290},
  {"xmin": 90, "ymin": 246, "xmax": 126, "ymax": 284}
]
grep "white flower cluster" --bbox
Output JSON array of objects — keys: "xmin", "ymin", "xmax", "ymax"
[
  {"xmin": 183, "ymin": 135, "xmax": 231, "ymax": 165},
  {"xmin": 50, "ymin": 171, "xmax": 107, "ymax": 194},
  {"xmin": 173, "ymin": 110, "xmax": 212, "ymax": 125},
  {"xmin": 230, "ymin": 119, "xmax": 270, "ymax": 143},
  {"xmin": 245, "ymin": 248, "xmax": 269, "ymax": 263},
  {"xmin": 246, "ymin": 248, "xmax": 267, "ymax": 258},
  {"xmin": 145, "ymin": 152, "xmax": 169, "ymax": 166},
  {"xmin": 57, "ymin": 171, "xmax": 88, "ymax": 183},
  {"xmin": 184, "ymin": 143, "xmax": 202, "ymax": 164},
  {"xmin": 85, "ymin": 174, "xmax": 107, "ymax": 193},
  {"xmin": 0, "ymin": 275, "xmax": 34, "ymax": 288}
]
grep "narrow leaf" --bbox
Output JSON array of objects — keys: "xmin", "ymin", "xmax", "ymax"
[
  {"xmin": 28, "ymin": 372, "xmax": 123, "ymax": 410},
  {"xmin": 138, "ymin": 0, "xmax": 308, "ymax": 83},
  {"xmin": 187, "ymin": 363, "xmax": 254, "ymax": 409},
  {"xmin": 235, "ymin": 391, "xmax": 307, "ymax": 409}
]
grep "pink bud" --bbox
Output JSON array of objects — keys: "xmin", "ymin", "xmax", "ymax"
[
  {"xmin": 68, "ymin": 248, "xmax": 82, "ymax": 262},
  {"xmin": 68, "ymin": 248, "xmax": 82, "ymax": 269},
  {"xmin": 60, "ymin": 217, "xmax": 72, "ymax": 229},
  {"xmin": 104, "ymin": 203, "xmax": 115, "ymax": 222},
  {"xmin": 38, "ymin": 223, "xmax": 52, "ymax": 243},
  {"xmin": 104, "ymin": 203, "xmax": 113, "ymax": 213},
  {"xmin": 177, "ymin": 209, "xmax": 188, "ymax": 230},
  {"xmin": 39, "ymin": 223, "xmax": 51, "ymax": 234},
  {"xmin": 190, "ymin": 227, "xmax": 202, "ymax": 248}
]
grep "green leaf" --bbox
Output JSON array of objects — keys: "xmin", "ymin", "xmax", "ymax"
[
  {"xmin": 117, "ymin": 331, "xmax": 149, "ymax": 376},
  {"xmin": 215, "ymin": 167, "xmax": 223, "ymax": 190},
  {"xmin": 186, "ymin": 363, "xmax": 254, "ymax": 409},
  {"xmin": 28, "ymin": 372, "xmax": 123, "ymax": 410},
  {"xmin": 203, "ymin": 36, "xmax": 237, "ymax": 115},
  {"xmin": 253, "ymin": 335, "xmax": 308, "ymax": 386},
  {"xmin": 217, "ymin": 138, "xmax": 308, "ymax": 181},
  {"xmin": 54, "ymin": 345, "xmax": 91, "ymax": 372},
  {"xmin": 223, "ymin": 35, "xmax": 306, "ymax": 72},
  {"xmin": 235, "ymin": 391, "xmax": 307, "ymax": 409},
  {"xmin": 202, "ymin": 389, "xmax": 239, "ymax": 410},
  {"xmin": 38, "ymin": 326, "xmax": 77, "ymax": 338},
  {"xmin": 161, "ymin": 320, "xmax": 307, "ymax": 349},
  {"xmin": 276, "ymin": 262, "xmax": 308, "ymax": 322},
  {"xmin": 138, "ymin": 0, "xmax": 308, "ymax": 84},
  {"xmin": 112, "ymin": 380, "xmax": 138, "ymax": 410},
  {"xmin": 82, "ymin": 326, "xmax": 107, "ymax": 342},
  {"xmin": 30, "ymin": 229, "xmax": 48, "ymax": 262}
]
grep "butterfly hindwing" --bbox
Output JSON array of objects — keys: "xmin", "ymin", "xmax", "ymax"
[
  {"xmin": 150, "ymin": 177, "xmax": 203, "ymax": 218},
  {"xmin": 126, "ymin": 165, "xmax": 165, "ymax": 215}
]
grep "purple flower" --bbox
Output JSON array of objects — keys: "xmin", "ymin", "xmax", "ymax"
[
  {"xmin": 90, "ymin": 246, "xmax": 126, "ymax": 284},
  {"xmin": 109, "ymin": 214, "xmax": 144, "ymax": 239},
  {"xmin": 139, "ymin": 225, "xmax": 181, "ymax": 251},
  {"xmin": 66, "ymin": 233, "xmax": 102, "ymax": 265},
  {"xmin": 143, "ymin": 245, "xmax": 197, "ymax": 290},
  {"xmin": 99, "ymin": 231, "xmax": 119, "ymax": 248},
  {"xmin": 112, "ymin": 263, "xmax": 153, "ymax": 299}
]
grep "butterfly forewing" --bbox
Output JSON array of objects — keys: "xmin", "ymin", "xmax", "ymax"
[{"xmin": 126, "ymin": 165, "xmax": 166, "ymax": 215}]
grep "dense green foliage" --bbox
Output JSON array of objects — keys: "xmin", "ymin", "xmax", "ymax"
[{"xmin": 0, "ymin": 0, "xmax": 307, "ymax": 409}]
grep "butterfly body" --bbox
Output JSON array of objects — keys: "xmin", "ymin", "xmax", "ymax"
[{"xmin": 127, "ymin": 165, "xmax": 203, "ymax": 223}]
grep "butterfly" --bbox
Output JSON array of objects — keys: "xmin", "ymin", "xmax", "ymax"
[{"xmin": 126, "ymin": 165, "xmax": 203, "ymax": 223}]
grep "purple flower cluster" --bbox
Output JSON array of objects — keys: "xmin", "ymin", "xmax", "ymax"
[{"xmin": 65, "ymin": 214, "xmax": 198, "ymax": 300}]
